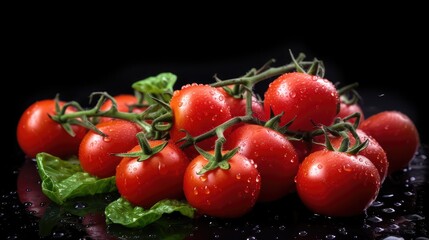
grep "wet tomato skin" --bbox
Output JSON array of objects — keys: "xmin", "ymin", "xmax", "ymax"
[
  {"xmin": 79, "ymin": 120, "xmax": 141, "ymax": 178},
  {"xmin": 17, "ymin": 99, "xmax": 87, "ymax": 158},
  {"xmin": 116, "ymin": 141, "xmax": 189, "ymax": 209},
  {"xmin": 360, "ymin": 111, "xmax": 420, "ymax": 173},
  {"xmin": 264, "ymin": 72, "xmax": 339, "ymax": 132},
  {"xmin": 296, "ymin": 150, "xmax": 381, "ymax": 217},
  {"xmin": 224, "ymin": 124, "xmax": 298, "ymax": 201},
  {"xmin": 183, "ymin": 151, "xmax": 261, "ymax": 218}
]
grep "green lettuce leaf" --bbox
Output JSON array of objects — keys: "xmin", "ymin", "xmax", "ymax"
[
  {"xmin": 132, "ymin": 72, "xmax": 177, "ymax": 94},
  {"xmin": 105, "ymin": 197, "xmax": 195, "ymax": 228},
  {"xmin": 36, "ymin": 152, "xmax": 117, "ymax": 205}
]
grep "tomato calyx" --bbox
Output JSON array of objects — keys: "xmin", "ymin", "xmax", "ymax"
[
  {"xmin": 337, "ymin": 82, "xmax": 361, "ymax": 105},
  {"xmin": 116, "ymin": 132, "xmax": 168, "ymax": 161},
  {"xmin": 290, "ymin": 49, "xmax": 325, "ymax": 78},
  {"xmin": 195, "ymin": 145, "xmax": 239, "ymax": 175},
  {"xmin": 320, "ymin": 124, "xmax": 369, "ymax": 155}
]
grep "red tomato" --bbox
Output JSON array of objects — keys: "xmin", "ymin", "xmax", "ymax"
[
  {"xmin": 183, "ymin": 151, "xmax": 261, "ymax": 218},
  {"xmin": 360, "ymin": 111, "xmax": 420, "ymax": 173},
  {"xmin": 79, "ymin": 120, "xmax": 141, "ymax": 178},
  {"xmin": 264, "ymin": 72, "xmax": 339, "ymax": 132},
  {"xmin": 296, "ymin": 150, "xmax": 381, "ymax": 217},
  {"xmin": 17, "ymin": 99, "xmax": 87, "ymax": 158},
  {"xmin": 116, "ymin": 141, "xmax": 189, "ymax": 208},
  {"xmin": 17, "ymin": 158, "xmax": 51, "ymax": 218},
  {"xmin": 217, "ymin": 87, "xmax": 266, "ymax": 121},
  {"xmin": 224, "ymin": 124, "xmax": 298, "ymax": 201},
  {"xmin": 169, "ymin": 84, "xmax": 232, "ymax": 158},
  {"xmin": 99, "ymin": 94, "xmax": 145, "ymax": 123},
  {"xmin": 337, "ymin": 102, "xmax": 365, "ymax": 126},
  {"xmin": 290, "ymin": 139, "xmax": 312, "ymax": 163},
  {"xmin": 330, "ymin": 129, "xmax": 389, "ymax": 183}
]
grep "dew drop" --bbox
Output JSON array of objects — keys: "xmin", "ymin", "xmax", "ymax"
[
  {"xmin": 193, "ymin": 187, "xmax": 199, "ymax": 195},
  {"xmin": 103, "ymin": 136, "xmax": 111, "ymax": 142},
  {"xmin": 343, "ymin": 164, "xmax": 352, "ymax": 172},
  {"xmin": 298, "ymin": 231, "xmax": 307, "ymax": 236},
  {"xmin": 367, "ymin": 216, "xmax": 383, "ymax": 223},
  {"xmin": 255, "ymin": 175, "xmax": 261, "ymax": 183},
  {"xmin": 199, "ymin": 175, "xmax": 207, "ymax": 182},
  {"xmin": 371, "ymin": 201, "xmax": 384, "ymax": 207},
  {"xmin": 317, "ymin": 164, "xmax": 323, "ymax": 169},
  {"xmin": 326, "ymin": 234, "xmax": 336, "ymax": 239},
  {"xmin": 74, "ymin": 202, "xmax": 87, "ymax": 209},
  {"xmin": 236, "ymin": 173, "xmax": 241, "ymax": 180},
  {"xmin": 204, "ymin": 186, "xmax": 211, "ymax": 195},
  {"xmin": 382, "ymin": 208, "xmax": 395, "ymax": 213}
]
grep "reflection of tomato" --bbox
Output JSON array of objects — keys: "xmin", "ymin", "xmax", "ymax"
[
  {"xmin": 224, "ymin": 124, "xmax": 298, "ymax": 201},
  {"xmin": 296, "ymin": 150, "xmax": 380, "ymax": 217},
  {"xmin": 82, "ymin": 213, "xmax": 117, "ymax": 240},
  {"xmin": 17, "ymin": 99, "xmax": 87, "ymax": 158},
  {"xmin": 99, "ymin": 94, "xmax": 145, "ymax": 123},
  {"xmin": 16, "ymin": 158, "xmax": 51, "ymax": 218},
  {"xmin": 183, "ymin": 151, "xmax": 260, "ymax": 218},
  {"xmin": 360, "ymin": 111, "xmax": 420, "ymax": 173},
  {"xmin": 116, "ymin": 141, "xmax": 189, "ymax": 208},
  {"xmin": 79, "ymin": 120, "xmax": 141, "ymax": 178}
]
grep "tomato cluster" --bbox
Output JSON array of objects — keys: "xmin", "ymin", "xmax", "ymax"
[{"xmin": 16, "ymin": 56, "xmax": 420, "ymax": 219}]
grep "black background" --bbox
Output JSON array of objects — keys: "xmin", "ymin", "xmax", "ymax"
[{"xmin": 5, "ymin": 11, "xmax": 427, "ymax": 171}]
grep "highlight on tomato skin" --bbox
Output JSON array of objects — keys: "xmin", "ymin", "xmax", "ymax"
[
  {"xmin": 16, "ymin": 99, "xmax": 87, "ymax": 159},
  {"xmin": 359, "ymin": 111, "xmax": 420, "ymax": 174},
  {"xmin": 295, "ymin": 150, "xmax": 381, "ymax": 217}
]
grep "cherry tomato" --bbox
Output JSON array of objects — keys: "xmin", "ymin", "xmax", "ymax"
[
  {"xmin": 116, "ymin": 141, "xmax": 189, "ymax": 208},
  {"xmin": 17, "ymin": 158, "xmax": 51, "ymax": 218},
  {"xmin": 337, "ymin": 102, "xmax": 365, "ymax": 126},
  {"xmin": 217, "ymin": 86, "xmax": 266, "ymax": 121},
  {"xmin": 183, "ymin": 151, "xmax": 261, "ymax": 218},
  {"xmin": 17, "ymin": 99, "xmax": 87, "ymax": 158},
  {"xmin": 169, "ymin": 84, "xmax": 232, "ymax": 159},
  {"xmin": 224, "ymin": 124, "xmax": 298, "ymax": 201},
  {"xmin": 264, "ymin": 72, "xmax": 339, "ymax": 132},
  {"xmin": 79, "ymin": 120, "xmax": 141, "ymax": 178},
  {"xmin": 99, "ymin": 94, "xmax": 145, "ymax": 123},
  {"xmin": 296, "ymin": 150, "xmax": 380, "ymax": 217},
  {"xmin": 360, "ymin": 111, "xmax": 420, "ymax": 173},
  {"xmin": 329, "ymin": 129, "xmax": 389, "ymax": 183}
]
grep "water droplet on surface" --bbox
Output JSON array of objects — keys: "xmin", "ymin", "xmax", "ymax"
[
  {"xmin": 367, "ymin": 216, "xmax": 383, "ymax": 223},
  {"xmin": 278, "ymin": 225, "xmax": 286, "ymax": 231},
  {"xmin": 326, "ymin": 234, "xmax": 336, "ymax": 239},
  {"xmin": 236, "ymin": 173, "xmax": 241, "ymax": 180},
  {"xmin": 74, "ymin": 202, "xmax": 87, "ymax": 209},
  {"xmin": 382, "ymin": 208, "xmax": 395, "ymax": 213},
  {"xmin": 103, "ymin": 136, "xmax": 111, "ymax": 142},
  {"xmin": 298, "ymin": 231, "xmax": 307, "ymax": 236},
  {"xmin": 371, "ymin": 201, "xmax": 384, "ymax": 207},
  {"xmin": 317, "ymin": 164, "xmax": 323, "ymax": 169},
  {"xmin": 193, "ymin": 187, "xmax": 199, "ymax": 195}
]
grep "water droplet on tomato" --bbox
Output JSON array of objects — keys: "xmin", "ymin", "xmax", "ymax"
[
  {"xmin": 204, "ymin": 186, "xmax": 211, "ymax": 195},
  {"xmin": 236, "ymin": 173, "xmax": 241, "ymax": 180},
  {"xmin": 247, "ymin": 177, "xmax": 252, "ymax": 183},
  {"xmin": 343, "ymin": 164, "xmax": 352, "ymax": 172},
  {"xmin": 255, "ymin": 175, "xmax": 261, "ymax": 183},
  {"xmin": 103, "ymin": 136, "xmax": 111, "ymax": 142},
  {"xmin": 317, "ymin": 164, "xmax": 323, "ymax": 169},
  {"xmin": 193, "ymin": 187, "xmax": 199, "ymax": 195},
  {"xmin": 199, "ymin": 175, "xmax": 207, "ymax": 182}
]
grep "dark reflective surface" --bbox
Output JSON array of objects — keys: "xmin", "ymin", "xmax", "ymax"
[{"xmin": 1, "ymin": 145, "xmax": 427, "ymax": 240}]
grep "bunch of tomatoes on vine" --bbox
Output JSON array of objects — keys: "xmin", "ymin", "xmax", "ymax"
[{"xmin": 16, "ymin": 52, "xmax": 420, "ymax": 223}]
